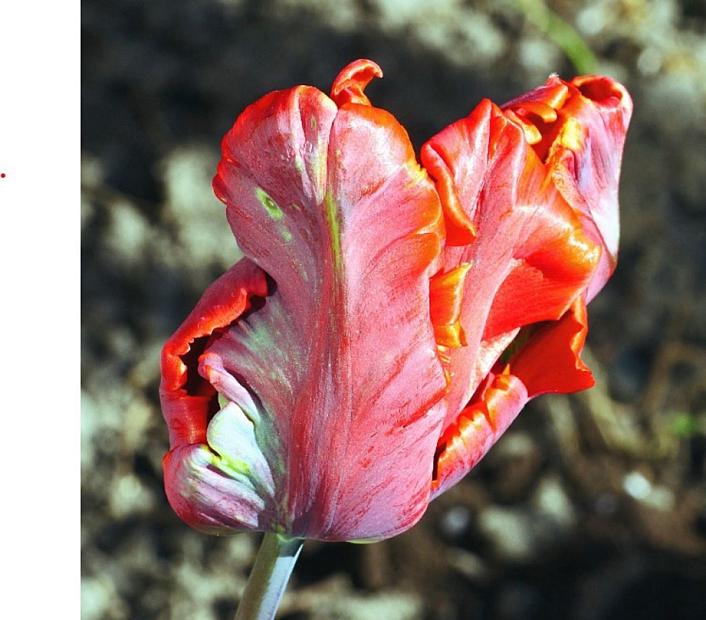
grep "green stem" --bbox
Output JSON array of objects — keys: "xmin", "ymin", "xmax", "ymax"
[
  {"xmin": 235, "ymin": 533, "xmax": 304, "ymax": 620},
  {"xmin": 518, "ymin": 0, "xmax": 599, "ymax": 74}
]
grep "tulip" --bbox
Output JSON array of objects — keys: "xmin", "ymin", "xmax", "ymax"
[{"xmin": 160, "ymin": 60, "xmax": 631, "ymax": 618}]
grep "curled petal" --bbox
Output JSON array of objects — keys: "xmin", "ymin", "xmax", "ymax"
[
  {"xmin": 330, "ymin": 58, "xmax": 383, "ymax": 107},
  {"xmin": 159, "ymin": 259, "xmax": 268, "ymax": 448},
  {"xmin": 206, "ymin": 402, "xmax": 276, "ymax": 499},
  {"xmin": 432, "ymin": 369, "xmax": 528, "ymax": 498},
  {"xmin": 510, "ymin": 297, "xmax": 594, "ymax": 396},
  {"xmin": 503, "ymin": 76, "xmax": 570, "ymax": 112},
  {"xmin": 164, "ymin": 445, "xmax": 266, "ymax": 533},
  {"xmin": 420, "ymin": 100, "xmax": 493, "ymax": 245}
]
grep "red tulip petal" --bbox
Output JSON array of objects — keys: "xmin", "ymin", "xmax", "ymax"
[
  {"xmin": 510, "ymin": 297, "xmax": 594, "ymax": 396},
  {"xmin": 159, "ymin": 259, "xmax": 268, "ymax": 448},
  {"xmin": 206, "ymin": 71, "xmax": 447, "ymax": 541},
  {"xmin": 422, "ymin": 101, "xmax": 599, "ymax": 429},
  {"xmin": 330, "ymin": 58, "xmax": 383, "ymax": 107},
  {"xmin": 431, "ymin": 368, "xmax": 528, "ymax": 498},
  {"xmin": 481, "ymin": 152, "xmax": 600, "ymax": 339},
  {"xmin": 424, "ymin": 75, "xmax": 631, "ymax": 497},
  {"xmin": 504, "ymin": 108, "xmax": 544, "ymax": 145},
  {"xmin": 504, "ymin": 75, "xmax": 633, "ymax": 300},
  {"xmin": 421, "ymin": 100, "xmax": 492, "ymax": 246},
  {"xmin": 503, "ymin": 77, "xmax": 570, "ymax": 112},
  {"xmin": 431, "ymin": 298, "xmax": 593, "ymax": 496}
]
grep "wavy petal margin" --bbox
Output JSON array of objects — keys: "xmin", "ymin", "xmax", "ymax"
[
  {"xmin": 423, "ymin": 75, "xmax": 630, "ymax": 496},
  {"xmin": 421, "ymin": 99, "xmax": 600, "ymax": 431},
  {"xmin": 503, "ymin": 75, "xmax": 633, "ymax": 300},
  {"xmin": 160, "ymin": 259, "xmax": 267, "ymax": 448},
  {"xmin": 431, "ymin": 298, "xmax": 592, "ymax": 497},
  {"xmin": 160, "ymin": 259, "xmax": 273, "ymax": 532}
]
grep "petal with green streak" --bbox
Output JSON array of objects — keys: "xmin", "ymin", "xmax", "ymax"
[{"xmin": 209, "ymin": 80, "xmax": 447, "ymax": 541}]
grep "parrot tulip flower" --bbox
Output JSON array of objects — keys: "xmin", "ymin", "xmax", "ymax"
[{"xmin": 160, "ymin": 58, "xmax": 631, "ymax": 618}]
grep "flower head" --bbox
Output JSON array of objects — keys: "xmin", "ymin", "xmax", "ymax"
[{"xmin": 160, "ymin": 60, "xmax": 631, "ymax": 541}]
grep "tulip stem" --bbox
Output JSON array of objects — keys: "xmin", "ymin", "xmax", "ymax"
[{"xmin": 235, "ymin": 532, "xmax": 304, "ymax": 620}]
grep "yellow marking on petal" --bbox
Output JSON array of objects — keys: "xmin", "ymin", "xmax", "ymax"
[
  {"xmin": 324, "ymin": 192, "xmax": 343, "ymax": 274},
  {"xmin": 505, "ymin": 109, "xmax": 542, "ymax": 145},
  {"xmin": 434, "ymin": 325, "xmax": 466, "ymax": 349},
  {"xmin": 430, "ymin": 263, "xmax": 472, "ymax": 348},
  {"xmin": 404, "ymin": 160, "xmax": 428, "ymax": 184},
  {"xmin": 517, "ymin": 101, "xmax": 558, "ymax": 123},
  {"xmin": 559, "ymin": 117, "xmax": 585, "ymax": 152}
]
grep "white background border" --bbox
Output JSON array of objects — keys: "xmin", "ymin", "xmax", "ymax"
[{"xmin": 0, "ymin": 3, "xmax": 79, "ymax": 616}]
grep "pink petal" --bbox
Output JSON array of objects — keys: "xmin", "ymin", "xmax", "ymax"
[{"xmin": 206, "ymin": 63, "xmax": 448, "ymax": 540}]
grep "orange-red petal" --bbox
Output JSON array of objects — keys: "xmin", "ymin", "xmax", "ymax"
[
  {"xmin": 510, "ymin": 297, "xmax": 594, "ymax": 397},
  {"xmin": 330, "ymin": 58, "xmax": 383, "ymax": 107},
  {"xmin": 429, "ymin": 263, "xmax": 472, "ymax": 348},
  {"xmin": 422, "ymin": 100, "xmax": 600, "ymax": 429},
  {"xmin": 431, "ymin": 298, "xmax": 593, "ymax": 496}
]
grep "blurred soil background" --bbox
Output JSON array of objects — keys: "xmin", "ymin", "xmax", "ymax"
[{"xmin": 81, "ymin": 0, "xmax": 706, "ymax": 618}]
